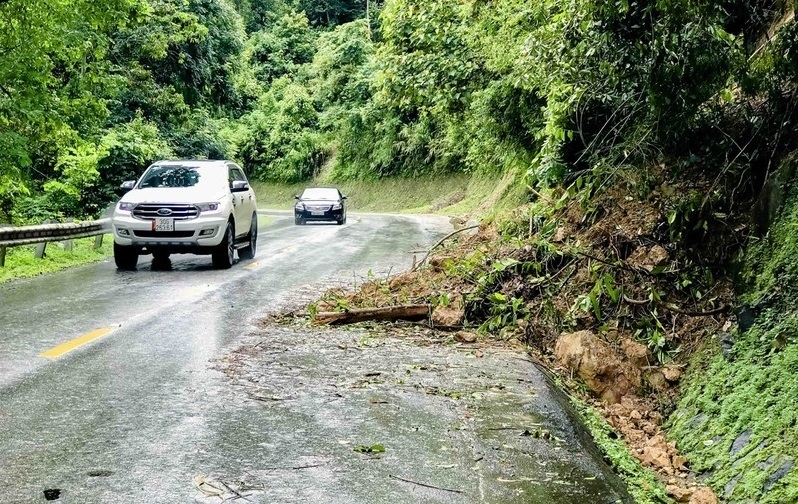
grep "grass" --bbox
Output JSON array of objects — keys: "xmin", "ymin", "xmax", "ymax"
[
  {"xmin": 252, "ymin": 172, "xmax": 526, "ymax": 216},
  {"xmin": 0, "ymin": 235, "xmax": 113, "ymax": 284}
]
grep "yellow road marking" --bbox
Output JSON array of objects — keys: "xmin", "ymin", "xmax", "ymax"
[{"xmin": 39, "ymin": 328, "xmax": 115, "ymax": 359}]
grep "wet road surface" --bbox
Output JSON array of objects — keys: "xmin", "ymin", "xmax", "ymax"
[{"xmin": 0, "ymin": 212, "xmax": 630, "ymax": 503}]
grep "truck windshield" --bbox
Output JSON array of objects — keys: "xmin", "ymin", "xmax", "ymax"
[{"xmin": 138, "ymin": 165, "xmax": 220, "ymax": 189}]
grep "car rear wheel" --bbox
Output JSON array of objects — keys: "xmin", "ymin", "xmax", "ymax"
[
  {"xmin": 114, "ymin": 243, "xmax": 139, "ymax": 270},
  {"xmin": 212, "ymin": 221, "xmax": 235, "ymax": 269},
  {"xmin": 239, "ymin": 214, "xmax": 258, "ymax": 260}
]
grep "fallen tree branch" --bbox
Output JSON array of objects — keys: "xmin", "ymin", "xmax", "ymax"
[
  {"xmin": 662, "ymin": 303, "xmax": 729, "ymax": 317},
  {"xmin": 389, "ymin": 474, "xmax": 464, "ymax": 494},
  {"xmin": 412, "ymin": 225, "xmax": 479, "ymax": 271},
  {"xmin": 314, "ymin": 304, "xmax": 431, "ymax": 325},
  {"xmin": 622, "ymin": 294, "xmax": 651, "ymax": 306},
  {"xmin": 622, "ymin": 294, "xmax": 729, "ymax": 316}
]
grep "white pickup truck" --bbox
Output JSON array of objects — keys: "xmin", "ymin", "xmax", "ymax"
[{"xmin": 112, "ymin": 159, "xmax": 258, "ymax": 270}]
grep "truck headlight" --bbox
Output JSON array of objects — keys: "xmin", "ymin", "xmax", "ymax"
[
  {"xmin": 196, "ymin": 202, "xmax": 221, "ymax": 212},
  {"xmin": 118, "ymin": 202, "xmax": 135, "ymax": 212}
]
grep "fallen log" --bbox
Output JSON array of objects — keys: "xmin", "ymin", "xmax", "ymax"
[{"xmin": 314, "ymin": 304, "xmax": 431, "ymax": 325}]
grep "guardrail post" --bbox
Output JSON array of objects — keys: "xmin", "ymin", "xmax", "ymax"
[
  {"xmin": 0, "ymin": 222, "xmax": 7, "ymax": 267},
  {"xmin": 94, "ymin": 234, "xmax": 104, "ymax": 249},
  {"xmin": 63, "ymin": 218, "xmax": 74, "ymax": 251},
  {"xmin": 34, "ymin": 219, "xmax": 55, "ymax": 259}
]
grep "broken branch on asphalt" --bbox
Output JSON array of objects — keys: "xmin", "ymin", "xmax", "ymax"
[
  {"xmin": 389, "ymin": 474, "xmax": 465, "ymax": 494},
  {"xmin": 314, "ymin": 304, "xmax": 431, "ymax": 325}
]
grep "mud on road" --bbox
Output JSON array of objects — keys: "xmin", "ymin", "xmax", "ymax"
[{"xmin": 214, "ymin": 319, "xmax": 632, "ymax": 504}]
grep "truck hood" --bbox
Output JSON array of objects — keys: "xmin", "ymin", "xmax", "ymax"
[{"xmin": 121, "ymin": 187, "xmax": 227, "ymax": 204}]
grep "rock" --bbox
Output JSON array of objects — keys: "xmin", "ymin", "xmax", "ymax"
[
  {"xmin": 763, "ymin": 459, "xmax": 793, "ymax": 493},
  {"xmin": 630, "ymin": 409, "xmax": 643, "ymax": 421},
  {"xmin": 432, "ymin": 306, "xmax": 464, "ymax": 327},
  {"xmin": 554, "ymin": 330, "xmax": 639, "ymax": 403},
  {"xmin": 627, "ymin": 245, "xmax": 670, "ymax": 272},
  {"xmin": 729, "ymin": 430, "xmax": 752, "ymax": 457},
  {"xmin": 662, "ymin": 365, "xmax": 683, "ymax": 382},
  {"xmin": 719, "ymin": 332, "xmax": 735, "ymax": 360},
  {"xmin": 620, "ymin": 337, "xmax": 652, "ymax": 367},
  {"xmin": 448, "ymin": 216, "xmax": 467, "ymax": 229},
  {"xmin": 689, "ymin": 487, "xmax": 718, "ymax": 504},
  {"xmin": 454, "ymin": 331, "xmax": 478, "ymax": 343},
  {"xmin": 640, "ymin": 445, "xmax": 671, "ymax": 470},
  {"xmin": 552, "ymin": 227, "xmax": 567, "ymax": 242},
  {"xmin": 666, "ymin": 484, "xmax": 694, "ymax": 503},
  {"xmin": 647, "ymin": 370, "xmax": 670, "ymax": 391},
  {"xmin": 672, "ymin": 455, "xmax": 689, "ymax": 471},
  {"xmin": 724, "ymin": 473, "xmax": 742, "ymax": 498}
]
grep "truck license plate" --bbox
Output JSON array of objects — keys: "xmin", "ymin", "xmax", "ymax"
[{"xmin": 154, "ymin": 218, "xmax": 175, "ymax": 232}]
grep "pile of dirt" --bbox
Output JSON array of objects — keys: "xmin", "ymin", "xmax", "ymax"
[{"xmin": 292, "ymin": 169, "xmax": 744, "ymax": 502}]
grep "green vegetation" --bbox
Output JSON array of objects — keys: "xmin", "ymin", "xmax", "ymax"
[
  {"xmin": 0, "ymin": 236, "xmax": 113, "ymax": 284},
  {"xmin": 253, "ymin": 172, "xmax": 524, "ymax": 214},
  {"xmin": 667, "ymin": 178, "xmax": 798, "ymax": 504},
  {"xmin": 6, "ymin": 0, "xmax": 796, "ymax": 229},
  {"xmin": 4, "ymin": 0, "xmax": 798, "ymax": 500}
]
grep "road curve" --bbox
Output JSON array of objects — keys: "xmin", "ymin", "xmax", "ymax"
[{"xmin": 0, "ymin": 212, "xmax": 630, "ymax": 503}]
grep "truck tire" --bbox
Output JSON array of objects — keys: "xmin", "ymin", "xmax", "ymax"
[
  {"xmin": 212, "ymin": 221, "xmax": 235, "ymax": 269},
  {"xmin": 114, "ymin": 243, "xmax": 139, "ymax": 270},
  {"xmin": 238, "ymin": 214, "xmax": 258, "ymax": 260}
]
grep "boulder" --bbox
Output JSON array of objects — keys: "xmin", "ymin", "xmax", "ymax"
[
  {"xmin": 689, "ymin": 487, "xmax": 719, "ymax": 504},
  {"xmin": 432, "ymin": 305, "xmax": 464, "ymax": 327},
  {"xmin": 554, "ymin": 330, "xmax": 639, "ymax": 403},
  {"xmin": 666, "ymin": 484, "xmax": 694, "ymax": 503}
]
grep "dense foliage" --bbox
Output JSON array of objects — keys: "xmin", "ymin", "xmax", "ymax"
[{"xmin": 1, "ymin": 0, "xmax": 795, "ymax": 232}]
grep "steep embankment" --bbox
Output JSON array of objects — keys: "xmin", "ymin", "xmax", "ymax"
[{"xmin": 667, "ymin": 159, "xmax": 798, "ymax": 503}]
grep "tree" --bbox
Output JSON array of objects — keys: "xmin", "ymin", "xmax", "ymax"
[{"xmin": 0, "ymin": 0, "xmax": 144, "ymax": 222}]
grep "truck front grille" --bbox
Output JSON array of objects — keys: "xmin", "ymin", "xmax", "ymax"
[{"xmin": 132, "ymin": 204, "xmax": 199, "ymax": 221}]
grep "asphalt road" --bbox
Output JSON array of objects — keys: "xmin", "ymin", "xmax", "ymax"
[{"xmin": 0, "ymin": 212, "xmax": 631, "ymax": 503}]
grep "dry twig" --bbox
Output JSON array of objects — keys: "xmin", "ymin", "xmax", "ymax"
[
  {"xmin": 412, "ymin": 225, "xmax": 479, "ymax": 271},
  {"xmin": 389, "ymin": 474, "xmax": 464, "ymax": 494}
]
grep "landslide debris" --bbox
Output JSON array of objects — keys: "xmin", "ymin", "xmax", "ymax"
[{"xmin": 277, "ymin": 167, "xmax": 748, "ymax": 502}]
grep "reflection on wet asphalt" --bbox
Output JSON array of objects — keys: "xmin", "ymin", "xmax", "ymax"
[{"xmin": 0, "ymin": 212, "xmax": 630, "ymax": 503}]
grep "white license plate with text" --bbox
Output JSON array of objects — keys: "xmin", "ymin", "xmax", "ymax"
[{"xmin": 154, "ymin": 218, "xmax": 175, "ymax": 232}]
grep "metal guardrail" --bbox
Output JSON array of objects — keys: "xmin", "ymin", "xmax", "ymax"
[{"xmin": 0, "ymin": 218, "xmax": 111, "ymax": 267}]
